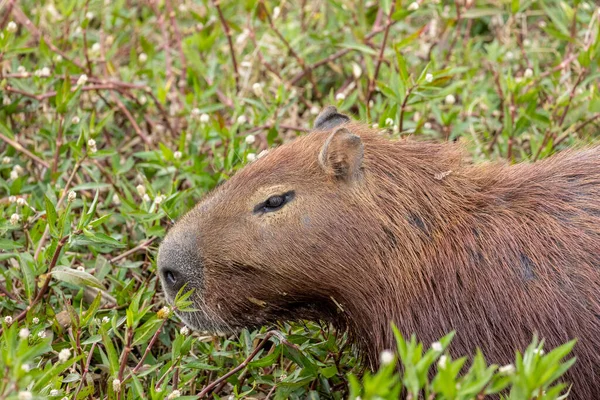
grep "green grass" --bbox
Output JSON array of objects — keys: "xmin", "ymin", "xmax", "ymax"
[{"xmin": 0, "ymin": 0, "xmax": 598, "ymax": 399}]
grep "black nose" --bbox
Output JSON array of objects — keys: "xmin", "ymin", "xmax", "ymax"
[{"xmin": 157, "ymin": 231, "xmax": 203, "ymax": 296}]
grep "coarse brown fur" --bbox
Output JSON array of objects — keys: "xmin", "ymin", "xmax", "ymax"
[{"xmin": 158, "ymin": 109, "xmax": 600, "ymax": 399}]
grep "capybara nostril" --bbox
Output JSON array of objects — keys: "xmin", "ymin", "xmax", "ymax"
[
  {"xmin": 157, "ymin": 230, "xmax": 203, "ymax": 298},
  {"xmin": 162, "ymin": 268, "xmax": 181, "ymax": 290}
]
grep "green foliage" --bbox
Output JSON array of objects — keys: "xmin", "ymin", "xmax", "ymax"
[
  {"xmin": 0, "ymin": 0, "xmax": 597, "ymax": 398},
  {"xmin": 349, "ymin": 325, "xmax": 576, "ymax": 400}
]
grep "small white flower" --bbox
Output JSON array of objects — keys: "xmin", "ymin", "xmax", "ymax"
[
  {"xmin": 71, "ymin": 116, "xmax": 80, "ymax": 124},
  {"xmin": 102, "ymin": 316, "xmax": 110, "ymax": 324},
  {"xmin": 425, "ymin": 73, "xmax": 434, "ymax": 83},
  {"xmin": 91, "ymin": 42, "xmax": 101, "ymax": 53},
  {"xmin": 16, "ymin": 197, "xmax": 27, "ymax": 206},
  {"xmin": 199, "ymin": 113, "xmax": 210, "ymax": 124},
  {"xmin": 85, "ymin": 11, "xmax": 94, "ymax": 20},
  {"xmin": 7, "ymin": 21, "xmax": 18, "ymax": 33},
  {"xmin": 21, "ymin": 364, "xmax": 31, "ymax": 372},
  {"xmin": 32, "ymin": 317, "xmax": 39, "ymax": 324},
  {"xmin": 17, "ymin": 65, "xmax": 26, "ymax": 73},
  {"xmin": 19, "ymin": 328, "xmax": 30, "ymax": 339},
  {"xmin": 252, "ymin": 82, "xmax": 263, "ymax": 97},
  {"xmin": 76, "ymin": 266, "xmax": 85, "ymax": 272},
  {"xmin": 245, "ymin": 135, "xmax": 256, "ymax": 145},
  {"xmin": 372, "ymin": 123, "xmax": 379, "ymax": 129},
  {"xmin": 68, "ymin": 190, "xmax": 76, "ymax": 202},
  {"xmin": 237, "ymin": 115, "xmax": 247, "ymax": 124},
  {"xmin": 77, "ymin": 74, "xmax": 88, "ymax": 86},
  {"xmin": 335, "ymin": 92, "xmax": 346, "ymax": 101},
  {"xmin": 2, "ymin": 96, "xmax": 10, "ymax": 106},
  {"xmin": 10, "ymin": 170, "xmax": 19, "ymax": 180},
  {"xmin": 38, "ymin": 330, "xmax": 47, "ymax": 338},
  {"xmin": 173, "ymin": 151, "xmax": 182, "ymax": 160},
  {"xmin": 431, "ymin": 341, "xmax": 443, "ymax": 352},
  {"xmin": 61, "ymin": 397, "xmax": 68, "ymax": 400},
  {"xmin": 499, "ymin": 364, "xmax": 515, "ymax": 374},
  {"xmin": 54, "ymin": 54, "xmax": 63, "ymax": 62},
  {"xmin": 4, "ymin": 316, "xmax": 13, "ymax": 324},
  {"xmin": 438, "ymin": 355, "xmax": 448, "ymax": 368},
  {"xmin": 191, "ymin": 108, "xmax": 201, "ymax": 116},
  {"xmin": 136, "ymin": 184, "xmax": 146, "ymax": 196},
  {"xmin": 178, "ymin": 4, "xmax": 187, "ymax": 12},
  {"xmin": 240, "ymin": 61, "xmax": 252, "ymax": 68},
  {"xmin": 112, "ymin": 378, "xmax": 121, "ymax": 392},
  {"xmin": 167, "ymin": 389, "xmax": 181, "ymax": 399},
  {"xmin": 139, "ymin": 95, "xmax": 147, "ymax": 105},
  {"xmin": 533, "ymin": 348, "xmax": 545, "ymax": 355},
  {"xmin": 157, "ymin": 306, "xmax": 171, "ymax": 319},
  {"xmin": 310, "ymin": 106, "xmax": 320, "ymax": 115},
  {"xmin": 272, "ymin": 6, "xmax": 281, "ymax": 19},
  {"xmin": 9, "ymin": 196, "xmax": 17, "ymax": 203},
  {"xmin": 50, "ymin": 389, "xmax": 60, "ymax": 396},
  {"xmin": 445, "ymin": 94, "xmax": 456, "ymax": 105},
  {"xmin": 155, "ymin": 195, "xmax": 165, "ymax": 205},
  {"xmin": 13, "ymin": 164, "xmax": 24, "ymax": 175},
  {"xmin": 10, "ymin": 213, "xmax": 20, "ymax": 226},
  {"xmin": 524, "ymin": 68, "xmax": 533, "ymax": 78},
  {"xmin": 506, "ymin": 51, "xmax": 514, "ymax": 60},
  {"xmin": 87, "ymin": 138, "xmax": 97, "ymax": 153},
  {"xmin": 424, "ymin": 122, "xmax": 432, "ymax": 129},
  {"xmin": 58, "ymin": 348, "xmax": 71, "ymax": 362},
  {"xmin": 385, "ymin": 118, "xmax": 394, "ymax": 126},
  {"xmin": 143, "ymin": 193, "xmax": 151, "ymax": 203},
  {"xmin": 523, "ymin": 38, "xmax": 532, "ymax": 47},
  {"xmin": 112, "ymin": 193, "xmax": 121, "ymax": 205},
  {"xmin": 138, "ymin": 53, "xmax": 148, "ymax": 63},
  {"xmin": 379, "ymin": 349, "xmax": 394, "ymax": 365},
  {"xmin": 258, "ymin": 150, "xmax": 268, "ymax": 159},
  {"xmin": 18, "ymin": 391, "xmax": 32, "ymax": 400},
  {"xmin": 2, "ymin": 156, "xmax": 10, "ymax": 164},
  {"xmin": 236, "ymin": 29, "xmax": 249, "ymax": 45},
  {"xmin": 351, "ymin": 62, "xmax": 362, "ymax": 79},
  {"xmin": 247, "ymin": 153, "xmax": 256, "ymax": 162},
  {"xmin": 180, "ymin": 326, "xmax": 190, "ymax": 336},
  {"xmin": 408, "ymin": 2, "xmax": 419, "ymax": 11},
  {"xmin": 35, "ymin": 67, "xmax": 51, "ymax": 77}
]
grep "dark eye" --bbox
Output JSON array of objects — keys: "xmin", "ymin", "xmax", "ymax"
[{"xmin": 254, "ymin": 191, "xmax": 295, "ymax": 214}]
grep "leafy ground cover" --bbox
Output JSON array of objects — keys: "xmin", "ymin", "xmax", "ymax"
[{"xmin": 1, "ymin": 0, "xmax": 598, "ymax": 398}]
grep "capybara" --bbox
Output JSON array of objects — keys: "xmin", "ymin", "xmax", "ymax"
[{"xmin": 157, "ymin": 106, "xmax": 600, "ymax": 398}]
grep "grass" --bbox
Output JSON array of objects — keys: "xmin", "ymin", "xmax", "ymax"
[{"xmin": 0, "ymin": 0, "xmax": 598, "ymax": 399}]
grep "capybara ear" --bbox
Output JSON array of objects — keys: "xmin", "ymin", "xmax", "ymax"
[
  {"xmin": 318, "ymin": 127, "xmax": 364, "ymax": 180},
  {"xmin": 313, "ymin": 106, "xmax": 350, "ymax": 131}
]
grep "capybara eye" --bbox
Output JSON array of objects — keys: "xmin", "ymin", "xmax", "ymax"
[
  {"xmin": 266, "ymin": 195, "xmax": 285, "ymax": 209},
  {"xmin": 254, "ymin": 191, "xmax": 295, "ymax": 214}
]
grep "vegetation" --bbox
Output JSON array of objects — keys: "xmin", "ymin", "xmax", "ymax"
[{"xmin": 1, "ymin": 0, "xmax": 598, "ymax": 398}]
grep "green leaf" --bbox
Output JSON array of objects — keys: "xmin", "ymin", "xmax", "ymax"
[{"xmin": 50, "ymin": 265, "xmax": 105, "ymax": 290}]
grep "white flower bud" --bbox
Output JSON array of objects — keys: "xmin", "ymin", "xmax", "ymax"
[
  {"xmin": 4, "ymin": 316, "xmax": 13, "ymax": 324},
  {"xmin": 173, "ymin": 151, "xmax": 182, "ymax": 159},
  {"xmin": 431, "ymin": 342, "xmax": 443, "ymax": 352},
  {"xmin": 18, "ymin": 391, "xmax": 32, "ymax": 400},
  {"xmin": 335, "ymin": 93, "xmax": 346, "ymax": 101},
  {"xmin": 50, "ymin": 389, "xmax": 60, "ymax": 396},
  {"xmin": 200, "ymin": 113, "xmax": 209, "ymax": 123},
  {"xmin": 7, "ymin": 21, "xmax": 18, "ymax": 33},
  {"xmin": 154, "ymin": 195, "xmax": 165, "ymax": 205},
  {"xmin": 58, "ymin": 348, "xmax": 71, "ymax": 362},
  {"xmin": 425, "ymin": 73, "xmax": 434, "ymax": 83},
  {"xmin": 167, "ymin": 389, "xmax": 181, "ymax": 399},
  {"xmin": 247, "ymin": 153, "xmax": 256, "ymax": 162},
  {"xmin": 245, "ymin": 135, "xmax": 256, "ymax": 145},
  {"xmin": 2, "ymin": 157, "xmax": 10, "ymax": 164},
  {"xmin": 112, "ymin": 378, "xmax": 121, "ymax": 392},
  {"xmin": 180, "ymin": 326, "xmax": 190, "ymax": 336},
  {"xmin": 10, "ymin": 213, "xmax": 20, "ymax": 226},
  {"xmin": 102, "ymin": 316, "xmax": 110, "ymax": 324},
  {"xmin": 138, "ymin": 53, "xmax": 148, "ymax": 63},
  {"xmin": 16, "ymin": 198, "xmax": 27, "ymax": 206},
  {"xmin": 71, "ymin": 116, "xmax": 80, "ymax": 124},
  {"xmin": 379, "ymin": 350, "xmax": 394, "ymax": 365},
  {"xmin": 252, "ymin": 82, "xmax": 263, "ymax": 97},
  {"xmin": 136, "ymin": 184, "xmax": 146, "ymax": 196},
  {"xmin": 32, "ymin": 317, "xmax": 39, "ymax": 324},
  {"xmin": 445, "ymin": 94, "xmax": 456, "ymax": 105},
  {"xmin": 77, "ymin": 74, "xmax": 88, "ymax": 86},
  {"xmin": 524, "ymin": 68, "xmax": 533, "ymax": 78},
  {"xmin": 68, "ymin": 190, "xmax": 76, "ymax": 202},
  {"xmin": 91, "ymin": 43, "xmax": 101, "ymax": 53},
  {"xmin": 85, "ymin": 11, "xmax": 94, "ymax": 20},
  {"xmin": 143, "ymin": 193, "xmax": 151, "ymax": 202},
  {"xmin": 408, "ymin": 2, "xmax": 419, "ymax": 11},
  {"xmin": 237, "ymin": 115, "xmax": 247, "ymax": 124},
  {"xmin": 385, "ymin": 118, "xmax": 394, "ymax": 126},
  {"xmin": 19, "ymin": 328, "xmax": 30, "ymax": 339}
]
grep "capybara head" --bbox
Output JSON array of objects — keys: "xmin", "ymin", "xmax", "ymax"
[{"xmin": 158, "ymin": 107, "xmax": 394, "ymax": 333}]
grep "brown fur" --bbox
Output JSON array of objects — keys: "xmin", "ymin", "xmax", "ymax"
[{"xmin": 158, "ymin": 115, "xmax": 600, "ymax": 399}]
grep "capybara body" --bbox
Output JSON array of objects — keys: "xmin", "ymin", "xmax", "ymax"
[{"xmin": 158, "ymin": 107, "xmax": 600, "ymax": 398}]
